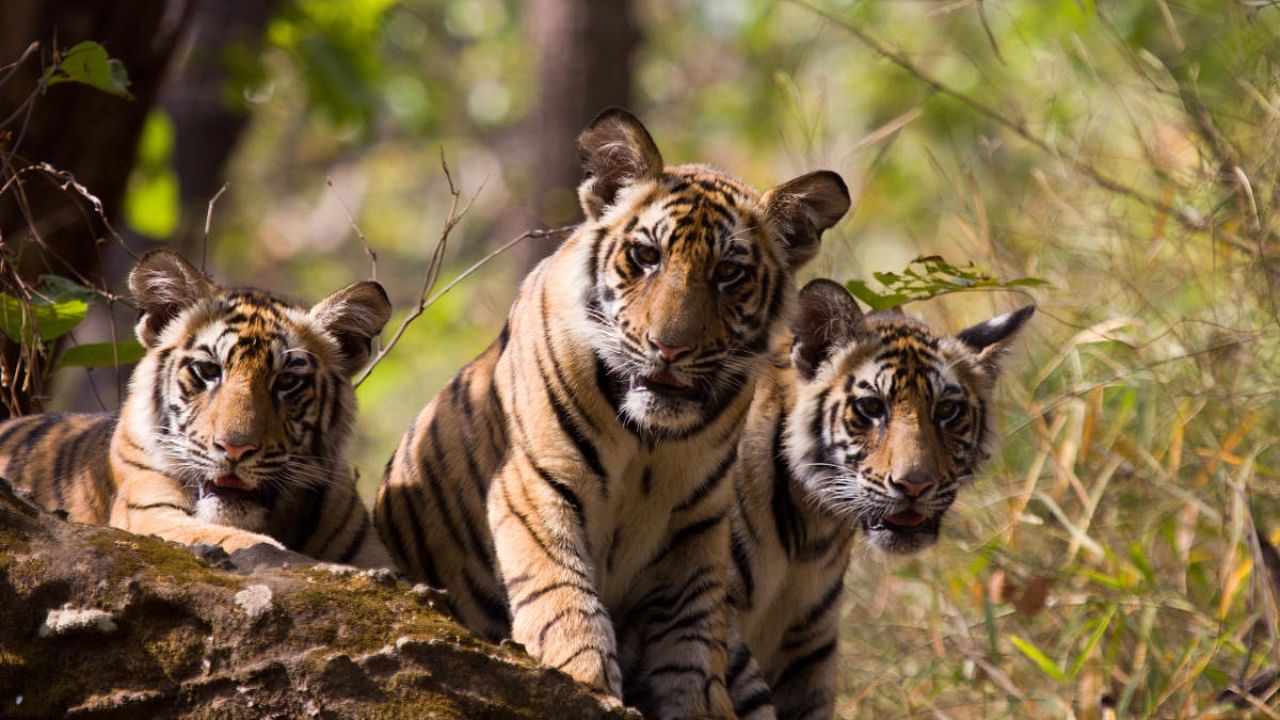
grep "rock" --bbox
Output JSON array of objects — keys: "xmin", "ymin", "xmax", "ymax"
[
  {"xmin": 37, "ymin": 605, "xmax": 119, "ymax": 638},
  {"xmin": 0, "ymin": 478, "xmax": 628, "ymax": 719},
  {"xmin": 232, "ymin": 585, "xmax": 273, "ymax": 622}
]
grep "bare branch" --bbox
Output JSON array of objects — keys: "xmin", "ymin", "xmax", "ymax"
[
  {"xmin": 202, "ymin": 182, "xmax": 229, "ymax": 273},
  {"xmin": 355, "ymin": 151, "xmax": 558, "ymax": 388},
  {"xmin": 327, "ymin": 176, "xmax": 378, "ymax": 282}
]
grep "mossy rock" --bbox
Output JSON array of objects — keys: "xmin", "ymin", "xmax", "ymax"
[{"xmin": 0, "ymin": 479, "xmax": 631, "ymax": 719}]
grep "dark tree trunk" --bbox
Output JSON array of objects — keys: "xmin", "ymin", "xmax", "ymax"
[
  {"xmin": 0, "ymin": 0, "xmax": 194, "ymax": 416},
  {"xmin": 511, "ymin": 0, "xmax": 640, "ymax": 273},
  {"xmin": 159, "ymin": 0, "xmax": 280, "ymax": 261}
]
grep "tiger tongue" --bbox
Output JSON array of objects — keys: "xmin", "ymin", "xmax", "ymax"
[
  {"xmin": 884, "ymin": 510, "xmax": 925, "ymax": 527},
  {"xmin": 214, "ymin": 474, "xmax": 251, "ymax": 491}
]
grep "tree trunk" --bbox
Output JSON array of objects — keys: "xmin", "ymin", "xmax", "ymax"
[
  {"xmin": 511, "ymin": 0, "xmax": 640, "ymax": 273},
  {"xmin": 0, "ymin": 0, "xmax": 194, "ymax": 416}
]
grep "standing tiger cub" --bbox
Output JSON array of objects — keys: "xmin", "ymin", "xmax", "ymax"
[
  {"xmin": 727, "ymin": 280, "xmax": 1033, "ymax": 720},
  {"xmin": 376, "ymin": 108, "xmax": 850, "ymax": 717},
  {"xmin": 0, "ymin": 249, "xmax": 392, "ymax": 566}
]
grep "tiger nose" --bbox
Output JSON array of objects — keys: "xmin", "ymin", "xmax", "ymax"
[
  {"xmin": 216, "ymin": 439, "xmax": 258, "ymax": 462},
  {"xmin": 647, "ymin": 334, "xmax": 692, "ymax": 362},
  {"xmin": 890, "ymin": 472, "xmax": 934, "ymax": 498}
]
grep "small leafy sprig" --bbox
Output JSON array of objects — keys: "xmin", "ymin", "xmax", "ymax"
[{"xmin": 844, "ymin": 255, "xmax": 1047, "ymax": 311}]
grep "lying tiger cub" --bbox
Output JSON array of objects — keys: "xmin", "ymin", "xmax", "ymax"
[
  {"xmin": 0, "ymin": 249, "xmax": 392, "ymax": 566},
  {"xmin": 727, "ymin": 279, "xmax": 1034, "ymax": 719}
]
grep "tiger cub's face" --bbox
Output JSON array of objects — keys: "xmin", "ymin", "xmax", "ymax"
[
  {"xmin": 127, "ymin": 250, "xmax": 390, "ymax": 531},
  {"xmin": 576, "ymin": 109, "xmax": 851, "ymax": 435},
  {"xmin": 787, "ymin": 280, "xmax": 1033, "ymax": 553}
]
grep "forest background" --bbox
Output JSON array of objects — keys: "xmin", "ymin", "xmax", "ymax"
[{"xmin": 3, "ymin": 1, "xmax": 1280, "ymax": 717}]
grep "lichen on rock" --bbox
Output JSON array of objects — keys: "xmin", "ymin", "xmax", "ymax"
[{"xmin": 0, "ymin": 478, "xmax": 635, "ymax": 719}]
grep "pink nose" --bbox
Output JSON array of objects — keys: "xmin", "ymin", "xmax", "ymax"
[
  {"xmin": 891, "ymin": 472, "xmax": 934, "ymax": 498},
  {"xmin": 217, "ymin": 441, "xmax": 258, "ymax": 462},
  {"xmin": 648, "ymin": 336, "xmax": 692, "ymax": 362}
]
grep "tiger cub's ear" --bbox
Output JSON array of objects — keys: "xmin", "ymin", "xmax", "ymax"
[
  {"xmin": 577, "ymin": 107, "xmax": 664, "ymax": 220},
  {"xmin": 762, "ymin": 171, "xmax": 851, "ymax": 269},
  {"xmin": 792, "ymin": 279, "xmax": 866, "ymax": 381},
  {"xmin": 955, "ymin": 304, "xmax": 1035, "ymax": 375},
  {"xmin": 129, "ymin": 249, "xmax": 217, "ymax": 347},
  {"xmin": 309, "ymin": 281, "xmax": 392, "ymax": 376}
]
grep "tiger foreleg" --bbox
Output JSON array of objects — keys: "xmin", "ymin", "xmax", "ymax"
[
  {"xmin": 625, "ymin": 514, "xmax": 735, "ymax": 719},
  {"xmin": 488, "ymin": 453, "xmax": 623, "ymax": 701},
  {"xmin": 766, "ymin": 612, "xmax": 840, "ymax": 720},
  {"xmin": 726, "ymin": 626, "xmax": 776, "ymax": 720},
  {"xmin": 111, "ymin": 494, "xmax": 284, "ymax": 553}
]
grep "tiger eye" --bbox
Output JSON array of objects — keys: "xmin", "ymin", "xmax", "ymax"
[
  {"xmin": 713, "ymin": 261, "xmax": 745, "ymax": 284},
  {"xmin": 854, "ymin": 396, "xmax": 887, "ymax": 422},
  {"xmin": 629, "ymin": 244, "xmax": 660, "ymax": 267},
  {"xmin": 191, "ymin": 361, "xmax": 221, "ymax": 383},
  {"xmin": 935, "ymin": 398, "xmax": 963, "ymax": 423}
]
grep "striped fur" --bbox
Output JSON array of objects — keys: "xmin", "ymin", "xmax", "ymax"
[
  {"xmin": 0, "ymin": 249, "xmax": 392, "ymax": 566},
  {"xmin": 376, "ymin": 108, "xmax": 850, "ymax": 717},
  {"xmin": 728, "ymin": 280, "xmax": 1033, "ymax": 719}
]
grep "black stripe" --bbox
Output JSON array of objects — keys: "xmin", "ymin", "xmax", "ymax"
[
  {"xmin": 674, "ymin": 448, "xmax": 736, "ymax": 512},
  {"xmin": 773, "ymin": 640, "xmax": 836, "ymax": 689}
]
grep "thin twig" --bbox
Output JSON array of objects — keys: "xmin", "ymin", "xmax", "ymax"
[
  {"xmin": 202, "ymin": 183, "xmax": 229, "ymax": 273},
  {"xmin": 327, "ymin": 176, "xmax": 378, "ymax": 282},
  {"xmin": 354, "ymin": 151, "xmax": 486, "ymax": 387}
]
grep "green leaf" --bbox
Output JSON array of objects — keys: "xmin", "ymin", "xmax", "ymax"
[
  {"xmin": 841, "ymin": 255, "xmax": 1049, "ymax": 310},
  {"xmin": 44, "ymin": 41, "xmax": 133, "ymax": 99},
  {"xmin": 1008, "ymin": 633, "xmax": 1068, "ymax": 682},
  {"xmin": 1068, "ymin": 607, "xmax": 1115, "ymax": 680},
  {"xmin": 0, "ymin": 293, "xmax": 89, "ymax": 342},
  {"xmin": 38, "ymin": 275, "xmax": 98, "ymax": 304},
  {"xmin": 56, "ymin": 341, "xmax": 146, "ymax": 370}
]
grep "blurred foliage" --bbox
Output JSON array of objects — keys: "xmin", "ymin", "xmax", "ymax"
[
  {"xmin": 45, "ymin": 0, "xmax": 1280, "ymax": 716},
  {"xmin": 124, "ymin": 111, "xmax": 180, "ymax": 238}
]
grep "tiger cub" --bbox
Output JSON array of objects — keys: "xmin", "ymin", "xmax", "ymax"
[
  {"xmin": 376, "ymin": 108, "xmax": 850, "ymax": 717},
  {"xmin": 0, "ymin": 249, "xmax": 392, "ymax": 566},
  {"xmin": 727, "ymin": 279, "xmax": 1033, "ymax": 719}
]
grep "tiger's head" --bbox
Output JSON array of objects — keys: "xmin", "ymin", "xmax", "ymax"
[
  {"xmin": 124, "ymin": 249, "xmax": 391, "ymax": 532},
  {"xmin": 576, "ymin": 108, "xmax": 851, "ymax": 435},
  {"xmin": 787, "ymin": 279, "xmax": 1033, "ymax": 554}
]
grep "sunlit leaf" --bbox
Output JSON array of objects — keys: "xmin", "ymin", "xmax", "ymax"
[
  {"xmin": 844, "ymin": 255, "xmax": 1048, "ymax": 310},
  {"xmin": 44, "ymin": 41, "xmax": 133, "ymax": 99},
  {"xmin": 1008, "ymin": 634, "xmax": 1068, "ymax": 683},
  {"xmin": 57, "ymin": 341, "xmax": 146, "ymax": 370},
  {"xmin": 0, "ymin": 294, "xmax": 89, "ymax": 342}
]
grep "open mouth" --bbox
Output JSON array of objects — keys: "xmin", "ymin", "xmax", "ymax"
[
  {"xmin": 630, "ymin": 370, "xmax": 694, "ymax": 397},
  {"xmin": 863, "ymin": 510, "xmax": 939, "ymax": 535},
  {"xmin": 201, "ymin": 475, "xmax": 262, "ymax": 501}
]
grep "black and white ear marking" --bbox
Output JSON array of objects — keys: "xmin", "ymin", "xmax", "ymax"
[
  {"xmin": 956, "ymin": 304, "xmax": 1035, "ymax": 374},
  {"xmin": 576, "ymin": 107, "xmax": 665, "ymax": 220},
  {"xmin": 792, "ymin": 279, "xmax": 867, "ymax": 381},
  {"xmin": 128, "ymin": 249, "xmax": 217, "ymax": 347},
  {"xmin": 761, "ymin": 171, "xmax": 851, "ymax": 269},
  {"xmin": 310, "ymin": 281, "xmax": 393, "ymax": 376}
]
